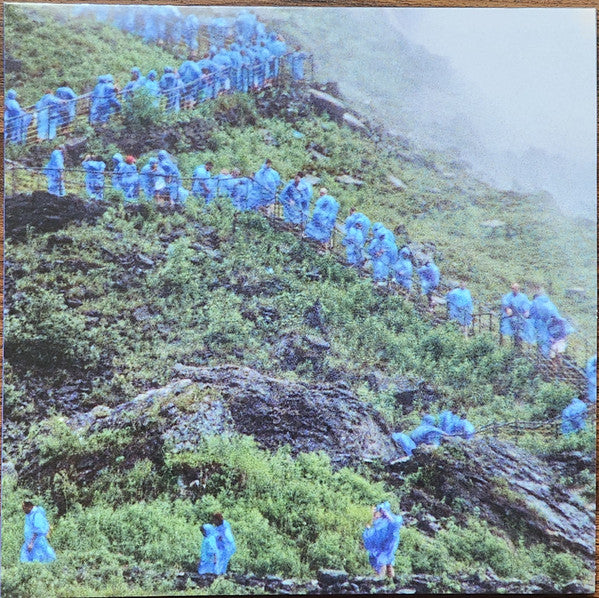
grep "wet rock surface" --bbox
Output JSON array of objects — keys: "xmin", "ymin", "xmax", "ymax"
[
  {"xmin": 390, "ymin": 438, "xmax": 595, "ymax": 564},
  {"xmin": 6, "ymin": 191, "xmax": 107, "ymax": 241},
  {"xmin": 170, "ymin": 569, "xmax": 593, "ymax": 594}
]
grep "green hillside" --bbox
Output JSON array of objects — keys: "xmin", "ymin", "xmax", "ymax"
[{"xmin": 2, "ymin": 5, "xmax": 595, "ymax": 597}]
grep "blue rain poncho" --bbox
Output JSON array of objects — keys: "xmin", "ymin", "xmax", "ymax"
[
  {"xmin": 111, "ymin": 153, "xmax": 125, "ymax": 190},
  {"xmin": 214, "ymin": 172, "xmax": 234, "ymax": 197},
  {"xmin": 55, "ymin": 86, "xmax": 78, "ymax": 125},
  {"xmin": 120, "ymin": 163, "xmax": 139, "ymax": 200},
  {"xmin": 391, "ymin": 432, "xmax": 416, "ymax": 457},
  {"xmin": 183, "ymin": 14, "xmax": 200, "ymax": 50},
  {"xmin": 198, "ymin": 524, "xmax": 219, "ymax": 574},
  {"xmin": 197, "ymin": 56, "xmax": 217, "ymax": 100},
  {"xmin": 417, "ymin": 262, "xmax": 440, "ymax": 296},
  {"xmin": 392, "ymin": 247, "xmax": 413, "ymax": 291},
  {"xmin": 546, "ymin": 315, "xmax": 574, "ymax": 357},
  {"xmin": 239, "ymin": 51, "xmax": 252, "ymax": 93},
  {"xmin": 278, "ymin": 178, "xmax": 312, "ymax": 223},
  {"xmin": 5, "ymin": 89, "xmax": 33, "ymax": 144},
  {"xmin": 20, "ymin": 506, "xmax": 56, "ymax": 563},
  {"xmin": 35, "ymin": 93, "xmax": 62, "ymax": 140},
  {"xmin": 305, "ymin": 194, "xmax": 340, "ymax": 241},
  {"xmin": 586, "ymin": 355, "xmax": 596, "ymax": 403},
  {"xmin": 82, "ymin": 158, "xmax": 106, "ymax": 200},
  {"xmin": 344, "ymin": 212, "xmax": 371, "ymax": 237},
  {"xmin": 139, "ymin": 158, "xmax": 162, "ymax": 200},
  {"xmin": 235, "ymin": 10, "xmax": 257, "ymax": 43},
  {"xmin": 179, "ymin": 59, "xmax": 202, "ymax": 101},
  {"xmin": 452, "ymin": 418, "xmax": 475, "ymax": 439},
  {"xmin": 228, "ymin": 44, "xmax": 243, "ymax": 91},
  {"xmin": 438, "ymin": 410, "xmax": 460, "ymax": 434},
  {"xmin": 253, "ymin": 162, "xmax": 281, "ymax": 207},
  {"xmin": 342, "ymin": 225, "xmax": 366, "ymax": 266},
  {"xmin": 410, "ymin": 415, "xmax": 444, "ymax": 446},
  {"xmin": 159, "ymin": 68, "xmax": 182, "ymax": 112},
  {"xmin": 144, "ymin": 71, "xmax": 161, "ymax": 105},
  {"xmin": 254, "ymin": 43, "xmax": 272, "ymax": 85},
  {"xmin": 500, "ymin": 290, "xmax": 535, "ymax": 343},
  {"xmin": 267, "ymin": 34, "xmax": 287, "ymax": 78},
  {"xmin": 561, "ymin": 398, "xmax": 587, "ymax": 435},
  {"xmin": 529, "ymin": 294, "xmax": 560, "ymax": 357},
  {"xmin": 192, "ymin": 164, "xmax": 215, "ymax": 202},
  {"xmin": 157, "ymin": 150, "xmax": 181, "ymax": 202},
  {"xmin": 209, "ymin": 17, "xmax": 229, "ymax": 48},
  {"xmin": 213, "ymin": 49, "xmax": 233, "ymax": 92},
  {"xmin": 43, "ymin": 149, "xmax": 65, "ymax": 197},
  {"xmin": 363, "ymin": 502, "xmax": 402, "ymax": 571},
  {"xmin": 445, "ymin": 287, "xmax": 473, "ymax": 326},
  {"xmin": 122, "ymin": 68, "xmax": 146, "ymax": 99},
  {"xmin": 90, "ymin": 75, "xmax": 120, "ymax": 124},
  {"xmin": 367, "ymin": 226, "xmax": 398, "ymax": 282},
  {"xmin": 230, "ymin": 176, "xmax": 253, "ymax": 210},
  {"xmin": 288, "ymin": 50, "xmax": 308, "ymax": 80},
  {"xmin": 215, "ymin": 520, "xmax": 236, "ymax": 574}
]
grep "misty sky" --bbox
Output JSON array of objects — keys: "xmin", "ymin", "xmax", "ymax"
[{"xmin": 389, "ymin": 8, "xmax": 596, "ymax": 161}]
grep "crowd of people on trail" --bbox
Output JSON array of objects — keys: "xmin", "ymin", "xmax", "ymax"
[
  {"xmin": 4, "ymin": 12, "xmax": 308, "ymax": 143},
  {"xmin": 40, "ymin": 145, "xmax": 588, "ymax": 367}
]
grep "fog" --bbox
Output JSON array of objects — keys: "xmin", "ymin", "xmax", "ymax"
[{"xmin": 386, "ymin": 8, "xmax": 597, "ymax": 219}]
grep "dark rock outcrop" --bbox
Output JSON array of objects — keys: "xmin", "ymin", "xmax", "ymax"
[
  {"xmin": 391, "ymin": 438, "xmax": 595, "ymax": 564},
  {"xmin": 5, "ymin": 191, "xmax": 107, "ymax": 241}
]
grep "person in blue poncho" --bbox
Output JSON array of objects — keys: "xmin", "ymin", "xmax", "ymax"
[
  {"xmin": 214, "ymin": 169, "xmax": 234, "ymax": 197},
  {"xmin": 111, "ymin": 153, "xmax": 125, "ymax": 191},
  {"xmin": 183, "ymin": 13, "xmax": 200, "ymax": 51},
  {"xmin": 305, "ymin": 188, "xmax": 340, "ymax": 244},
  {"xmin": 228, "ymin": 43, "xmax": 243, "ymax": 91},
  {"xmin": 445, "ymin": 281, "xmax": 473, "ymax": 336},
  {"xmin": 267, "ymin": 33, "xmax": 287, "ymax": 79},
  {"xmin": 239, "ymin": 49, "xmax": 252, "ymax": 93},
  {"xmin": 159, "ymin": 67, "xmax": 182, "ymax": 112},
  {"xmin": 213, "ymin": 47, "xmax": 233, "ymax": 95},
  {"xmin": 122, "ymin": 67, "xmax": 146, "ymax": 100},
  {"xmin": 546, "ymin": 314, "xmax": 574, "ymax": 371},
  {"xmin": 500, "ymin": 283, "xmax": 535, "ymax": 347},
  {"xmin": 179, "ymin": 55, "xmax": 201, "ymax": 109},
  {"xmin": 342, "ymin": 220, "xmax": 366, "ymax": 267},
  {"xmin": 561, "ymin": 398, "xmax": 587, "ymax": 435},
  {"xmin": 209, "ymin": 17, "xmax": 229, "ymax": 48},
  {"xmin": 278, "ymin": 172, "xmax": 312, "ymax": 224},
  {"xmin": 90, "ymin": 75, "xmax": 120, "ymax": 125},
  {"xmin": 5, "ymin": 89, "xmax": 33, "ymax": 144},
  {"xmin": 235, "ymin": 10, "xmax": 256, "ymax": 44},
  {"xmin": 410, "ymin": 415, "xmax": 445, "ymax": 447},
  {"xmin": 288, "ymin": 46, "xmax": 308, "ymax": 81},
  {"xmin": 438, "ymin": 410, "xmax": 476, "ymax": 439},
  {"xmin": 192, "ymin": 161, "xmax": 215, "ymax": 202},
  {"xmin": 82, "ymin": 155, "xmax": 106, "ymax": 200},
  {"xmin": 392, "ymin": 246, "xmax": 413, "ymax": 293},
  {"xmin": 345, "ymin": 209, "xmax": 371, "ymax": 239},
  {"xmin": 198, "ymin": 524, "xmax": 220, "ymax": 575},
  {"xmin": 253, "ymin": 159, "xmax": 281, "ymax": 208},
  {"xmin": 36, "ymin": 90, "xmax": 62, "ymax": 140},
  {"xmin": 120, "ymin": 155, "xmax": 139, "ymax": 200},
  {"xmin": 417, "ymin": 259, "xmax": 440, "ymax": 310},
  {"xmin": 157, "ymin": 150, "xmax": 183, "ymax": 204},
  {"xmin": 43, "ymin": 146, "xmax": 65, "ymax": 197},
  {"xmin": 139, "ymin": 158, "xmax": 163, "ymax": 200},
  {"xmin": 391, "ymin": 432, "xmax": 416, "ymax": 457},
  {"xmin": 529, "ymin": 290, "xmax": 560, "ymax": 358},
  {"xmin": 231, "ymin": 172, "xmax": 259, "ymax": 211},
  {"xmin": 213, "ymin": 513, "xmax": 236, "ymax": 574},
  {"xmin": 363, "ymin": 502, "xmax": 402, "ymax": 578},
  {"xmin": 55, "ymin": 82, "xmax": 78, "ymax": 131},
  {"xmin": 368, "ymin": 224, "xmax": 398, "ymax": 285},
  {"xmin": 586, "ymin": 355, "xmax": 596, "ymax": 403},
  {"xmin": 144, "ymin": 70, "xmax": 161, "ymax": 106},
  {"xmin": 20, "ymin": 501, "xmax": 56, "ymax": 563}
]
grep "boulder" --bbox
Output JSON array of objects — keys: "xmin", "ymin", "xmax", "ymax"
[
  {"xmin": 335, "ymin": 174, "xmax": 365, "ymax": 187},
  {"xmin": 308, "ymin": 89, "xmax": 346, "ymax": 119},
  {"xmin": 388, "ymin": 175, "xmax": 407, "ymax": 191},
  {"xmin": 317, "ymin": 569, "xmax": 349, "ymax": 586},
  {"xmin": 342, "ymin": 113, "xmax": 369, "ymax": 134}
]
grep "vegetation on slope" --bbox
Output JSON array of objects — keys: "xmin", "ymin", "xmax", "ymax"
[{"xmin": 2, "ymin": 6, "xmax": 595, "ymax": 597}]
